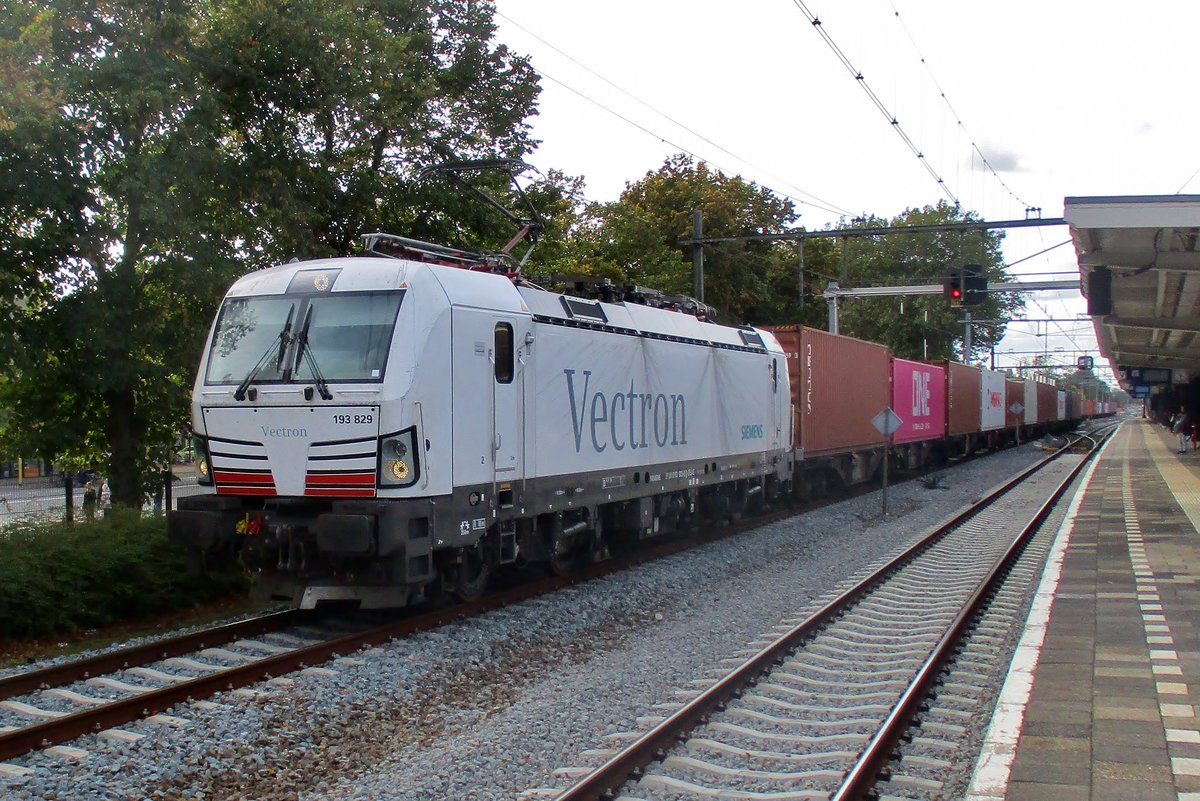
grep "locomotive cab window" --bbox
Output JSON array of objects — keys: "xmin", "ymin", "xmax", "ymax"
[
  {"xmin": 292, "ymin": 292, "xmax": 403, "ymax": 382},
  {"xmin": 206, "ymin": 297, "xmax": 297, "ymax": 384},
  {"xmin": 494, "ymin": 323, "xmax": 514, "ymax": 384},
  {"xmin": 205, "ymin": 290, "xmax": 404, "ymax": 385}
]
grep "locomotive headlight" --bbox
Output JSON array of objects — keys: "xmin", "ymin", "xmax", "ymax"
[
  {"xmin": 378, "ymin": 427, "xmax": 419, "ymax": 488},
  {"xmin": 194, "ymin": 435, "xmax": 213, "ymax": 486}
]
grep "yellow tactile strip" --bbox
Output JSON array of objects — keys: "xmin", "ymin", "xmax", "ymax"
[
  {"xmin": 1144, "ymin": 422, "xmax": 1200, "ymax": 798},
  {"xmin": 1149, "ymin": 423, "xmax": 1200, "ymax": 535}
]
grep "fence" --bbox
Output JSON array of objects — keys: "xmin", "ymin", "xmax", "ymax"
[{"xmin": 0, "ymin": 469, "xmax": 208, "ymax": 528}]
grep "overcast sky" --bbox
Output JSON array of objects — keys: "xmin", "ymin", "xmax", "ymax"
[{"xmin": 492, "ymin": 0, "xmax": 1200, "ymax": 388}]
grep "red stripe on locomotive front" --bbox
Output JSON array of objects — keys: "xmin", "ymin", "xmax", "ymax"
[
  {"xmin": 304, "ymin": 487, "xmax": 377, "ymax": 498},
  {"xmin": 304, "ymin": 472, "xmax": 377, "ymax": 487},
  {"xmin": 214, "ymin": 470, "xmax": 275, "ymax": 485}
]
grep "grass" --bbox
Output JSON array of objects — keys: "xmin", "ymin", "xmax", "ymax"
[
  {"xmin": 0, "ymin": 595, "xmax": 273, "ymax": 669},
  {"xmin": 0, "ymin": 508, "xmax": 250, "ymax": 651}
]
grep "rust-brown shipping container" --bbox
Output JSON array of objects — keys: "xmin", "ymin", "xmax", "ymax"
[
  {"xmin": 1005, "ymin": 378, "xmax": 1025, "ymax": 429},
  {"xmin": 1036, "ymin": 382, "xmax": 1057, "ymax": 424},
  {"xmin": 764, "ymin": 325, "xmax": 890, "ymax": 456},
  {"xmin": 942, "ymin": 361, "xmax": 982, "ymax": 436}
]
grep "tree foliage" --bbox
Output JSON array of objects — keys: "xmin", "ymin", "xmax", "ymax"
[
  {"xmin": 833, "ymin": 203, "xmax": 1024, "ymax": 363},
  {"xmin": 0, "ymin": 0, "xmax": 540, "ymax": 506},
  {"xmin": 577, "ymin": 155, "xmax": 830, "ymax": 325},
  {"xmin": 558, "ymin": 158, "xmax": 1018, "ymax": 361}
]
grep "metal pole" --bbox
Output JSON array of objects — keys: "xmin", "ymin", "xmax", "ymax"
[
  {"xmin": 63, "ymin": 470, "xmax": 73, "ymax": 523},
  {"xmin": 963, "ymin": 310, "xmax": 972, "ymax": 362},
  {"xmin": 881, "ymin": 436, "xmax": 889, "ymax": 517},
  {"xmin": 798, "ymin": 239, "xmax": 805, "ymax": 307},
  {"xmin": 826, "ymin": 281, "xmax": 840, "ymax": 334},
  {"xmin": 692, "ymin": 210, "xmax": 704, "ymax": 302}
]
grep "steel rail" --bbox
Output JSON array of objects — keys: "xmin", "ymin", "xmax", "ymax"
[
  {"xmin": 549, "ymin": 432, "xmax": 1091, "ymax": 801},
  {"xmin": 0, "ymin": 586, "xmax": 536, "ymax": 760},
  {"xmin": 832, "ymin": 424, "xmax": 1115, "ymax": 799},
  {"xmin": 0, "ymin": 506, "xmax": 803, "ymax": 763},
  {"xmin": 0, "ymin": 609, "xmax": 309, "ymax": 701}
]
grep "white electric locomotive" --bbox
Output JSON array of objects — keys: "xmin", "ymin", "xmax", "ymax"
[{"xmin": 169, "ymin": 234, "xmax": 794, "ymax": 608}]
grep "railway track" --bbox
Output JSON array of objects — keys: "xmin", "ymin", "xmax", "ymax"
[
  {"xmin": 0, "ymin": 501, "xmax": 818, "ymax": 769},
  {"xmin": 0, "ymin": 430, "xmax": 1100, "ymax": 776},
  {"xmin": 527, "ymin": 425, "xmax": 1113, "ymax": 801}
]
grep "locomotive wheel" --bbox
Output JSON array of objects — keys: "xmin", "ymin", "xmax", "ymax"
[
  {"xmin": 449, "ymin": 547, "xmax": 491, "ymax": 602},
  {"xmin": 548, "ymin": 546, "xmax": 582, "ymax": 578}
]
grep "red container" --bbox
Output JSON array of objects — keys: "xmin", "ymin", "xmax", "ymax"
[
  {"xmin": 891, "ymin": 358, "xmax": 947, "ymax": 444},
  {"xmin": 1036, "ymin": 382, "xmax": 1057, "ymax": 424},
  {"xmin": 765, "ymin": 326, "xmax": 890, "ymax": 456},
  {"xmin": 943, "ymin": 361, "xmax": 982, "ymax": 436},
  {"xmin": 1005, "ymin": 378, "xmax": 1025, "ymax": 428}
]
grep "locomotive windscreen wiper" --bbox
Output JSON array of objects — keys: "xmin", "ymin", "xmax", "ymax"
[
  {"xmin": 233, "ymin": 305, "xmax": 295, "ymax": 401},
  {"xmin": 293, "ymin": 305, "xmax": 332, "ymax": 400}
]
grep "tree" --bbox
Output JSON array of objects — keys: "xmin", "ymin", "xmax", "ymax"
[
  {"xmin": 0, "ymin": 0, "xmax": 540, "ymax": 507},
  {"xmin": 200, "ymin": 0, "xmax": 539, "ymax": 264},
  {"xmin": 583, "ymin": 155, "xmax": 824, "ymax": 324},
  {"xmin": 833, "ymin": 203, "xmax": 1025, "ymax": 362}
]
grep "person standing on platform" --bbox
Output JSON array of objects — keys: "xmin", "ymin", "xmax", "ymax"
[{"xmin": 1171, "ymin": 407, "xmax": 1190, "ymax": 454}]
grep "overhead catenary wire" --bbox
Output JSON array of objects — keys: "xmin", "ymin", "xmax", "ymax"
[
  {"xmin": 532, "ymin": 66, "xmax": 851, "ymax": 218},
  {"xmin": 885, "ymin": 0, "xmax": 1036, "ymax": 212},
  {"xmin": 788, "ymin": 0, "xmax": 960, "ymax": 207},
  {"xmin": 1003, "ymin": 240, "xmax": 1072, "ymax": 270},
  {"xmin": 1175, "ymin": 166, "xmax": 1200, "ymax": 194},
  {"xmin": 174, "ymin": 20, "xmax": 849, "ymax": 220},
  {"xmin": 497, "ymin": 12, "xmax": 855, "ymax": 219}
]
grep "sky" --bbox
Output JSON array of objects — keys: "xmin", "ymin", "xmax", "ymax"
[{"xmin": 491, "ymin": 0, "xmax": 1200, "ymax": 390}]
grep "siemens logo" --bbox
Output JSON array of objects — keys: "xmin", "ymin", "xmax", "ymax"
[
  {"xmin": 261, "ymin": 426, "xmax": 307, "ymax": 438},
  {"xmin": 741, "ymin": 424, "xmax": 764, "ymax": 440},
  {"xmin": 564, "ymin": 369, "xmax": 687, "ymax": 453}
]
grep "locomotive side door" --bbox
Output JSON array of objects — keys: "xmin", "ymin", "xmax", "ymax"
[
  {"xmin": 451, "ymin": 310, "xmax": 525, "ymax": 509},
  {"xmin": 490, "ymin": 316, "xmax": 525, "ymax": 498},
  {"xmin": 771, "ymin": 356, "xmax": 784, "ymax": 450}
]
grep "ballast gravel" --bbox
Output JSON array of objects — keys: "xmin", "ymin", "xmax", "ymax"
[{"xmin": 1, "ymin": 446, "xmax": 1052, "ymax": 801}]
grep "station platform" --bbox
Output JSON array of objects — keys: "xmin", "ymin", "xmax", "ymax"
[{"xmin": 968, "ymin": 418, "xmax": 1200, "ymax": 801}]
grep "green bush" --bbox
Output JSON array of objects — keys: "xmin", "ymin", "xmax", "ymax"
[{"xmin": 0, "ymin": 509, "xmax": 248, "ymax": 640}]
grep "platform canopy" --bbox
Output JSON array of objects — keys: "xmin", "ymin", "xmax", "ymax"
[{"xmin": 1064, "ymin": 195, "xmax": 1200, "ymax": 393}]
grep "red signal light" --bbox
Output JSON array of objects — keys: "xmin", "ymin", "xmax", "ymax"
[{"xmin": 950, "ymin": 287, "xmax": 962, "ymax": 300}]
